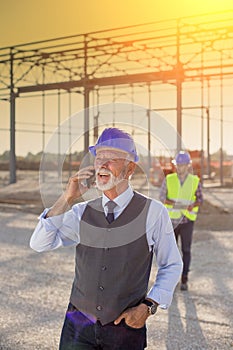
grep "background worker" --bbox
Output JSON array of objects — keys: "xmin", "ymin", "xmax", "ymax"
[
  {"xmin": 159, "ymin": 151, "xmax": 203, "ymax": 291},
  {"xmin": 30, "ymin": 127, "xmax": 183, "ymax": 350}
]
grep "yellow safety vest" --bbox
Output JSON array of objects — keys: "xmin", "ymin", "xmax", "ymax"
[{"xmin": 165, "ymin": 173, "xmax": 200, "ymax": 221}]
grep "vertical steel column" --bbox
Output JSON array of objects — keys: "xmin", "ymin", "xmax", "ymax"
[
  {"xmin": 68, "ymin": 90, "xmax": 72, "ymax": 178},
  {"xmin": 206, "ymin": 107, "xmax": 211, "ymax": 177},
  {"xmin": 84, "ymin": 88, "xmax": 90, "ymax": 154},
  {"xmin": 176, "ymin": 20, "xmax": 182, "ymax": 151},
  {"xmin": 41, "ymin": 66, "xmax": 46, "ymax": 183},
  {"xmin": 42, "ymin": 67, "xmax": 46, "ymax": 153},
  {"xmin": 206, "ymin": 78, "xmax": 211, "ymax": 178},
  {"xmin": 176, "ymin": 81, "xmax": 182, "ymax": 151},
  {"xmin": 220, "ymin": 55, "xmax": 224, "ymax": 186},
  {"xmin": 200, "ymin": 48, "xmax": 204, "ymax": 183},
  {"xmin": 57, "ymin": 89, "xmax": 61, "ymax": 177},
  {"xmin": 130, "ymin": 84, "xmax": 135, "ymax": 136},
  {"xmin": 9, "ymin": 49, "xmax": 16, "ymax": 184},
  {"xmin": 93, "ymin": 88, "xmax": 99, "ymax": 142},
  {"xmin": 84, "ymin": 35, "xmax": 89, "ymax": 154},
  {"xmin": 147, "ymin": 83, "xmax": 151, "ymax": 171},
  {"xmin": 112, "ymin": 85, "xmax": 116, "ymax": 127}
]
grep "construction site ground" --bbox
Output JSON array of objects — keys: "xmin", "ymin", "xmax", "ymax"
[{"xmin": 0, "ymin": 170, "xmax": 232, "ymax": 350}]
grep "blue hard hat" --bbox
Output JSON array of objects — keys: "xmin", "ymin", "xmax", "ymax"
[
  {"xmin": 172, "ymin": 151, "xmax": 191, "ymax": 165},
  {"xmin": 89, "ymin": 128, "xmax": 139, "ymax": 162}
]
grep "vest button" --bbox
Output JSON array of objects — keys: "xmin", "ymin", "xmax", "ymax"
[
  {"xmin": 101, "ymin": 266, "xmax": 107, "ymax": 271},
  {"xmin": 96, "ymin": 305, "xmax": 102, "ymax": 311},
  {"xmin": 99, "ymin": 286, "xmax": 104, "ymax": 291}
]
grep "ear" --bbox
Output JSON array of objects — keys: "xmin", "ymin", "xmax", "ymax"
[{"xmin": 126, "ymin": 162, "xmax": 136, "ymax": 178}]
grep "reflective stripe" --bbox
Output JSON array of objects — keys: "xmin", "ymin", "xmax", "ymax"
[
  {"xmin": 169, "ymin": 199, "xmax": 194, "ymax": 206},
  {"xmin": 167, "ymin": 208, "xmax": 198, "ymax": 215}
]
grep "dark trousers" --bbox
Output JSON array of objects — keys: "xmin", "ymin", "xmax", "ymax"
[
  {"xmin": 174, "ymin": 221, "xmax": 194, "ymax": 278},
  {"xmin": 59, "ymin": 303, "xmax": 147, "ymax": 350}
]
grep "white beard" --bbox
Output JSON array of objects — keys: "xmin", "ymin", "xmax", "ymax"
[{"xmin": 96, "ymin": 170, "xmax": 125, "ymax": 191}]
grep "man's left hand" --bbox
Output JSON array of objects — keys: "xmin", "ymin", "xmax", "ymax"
[{"xmin": 114, "ymin": 304, "xmax": 149, "ymax": 329}]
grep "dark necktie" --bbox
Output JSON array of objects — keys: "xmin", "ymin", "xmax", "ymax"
[{"xmin": 106, "ymin": 201, "xmax": 117, "ymax": 224}]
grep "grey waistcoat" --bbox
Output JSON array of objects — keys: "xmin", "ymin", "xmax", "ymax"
[{"xmin": 70, "ymin": 191, "xmax": 153, "ymax": 325}]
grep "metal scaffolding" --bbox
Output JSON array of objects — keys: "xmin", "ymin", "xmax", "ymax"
[{"xmin": 0, "ymin": 10, "xmax": 233, "ymax": 184}]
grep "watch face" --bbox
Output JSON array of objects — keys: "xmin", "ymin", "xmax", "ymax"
[
  {"xmin": 150, "ymin": 304, "xmax": 157, "ymax": 315},
  {"xmin": 142, "ymin": 300, "xmax": 158, "ymax": 315}
]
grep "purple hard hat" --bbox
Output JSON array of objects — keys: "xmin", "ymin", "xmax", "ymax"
[
  {"xmin": 89, "ymin": 128, "xmax": 139, "ymax": 162},
  {"xmin": 172, "ymin": 151, "xmax": 192, "ymax": 165}
]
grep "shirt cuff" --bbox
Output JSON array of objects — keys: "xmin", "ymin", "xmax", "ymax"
[
  {"xmin": 39, "ymin": 208, "xmax": 64, "ymax": 231},
  {"xmin": 146, "ymin": 287, "xmax": 173, "ymax": 310}
]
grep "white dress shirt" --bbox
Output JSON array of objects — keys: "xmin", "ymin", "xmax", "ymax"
[{"xmin": 30, "ymin": 186, "xmax": 183, "ymax": 309}]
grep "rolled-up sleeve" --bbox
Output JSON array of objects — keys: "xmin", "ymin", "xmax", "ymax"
[
  {"xmin": 146, "ymin": 201, "xmax": 183, "ymax": 308},
  {"xmin": 29, "ymin": 203, "xmax": 87, "ymax": 252},
  {"xmin": 159, "ymin": 178, "xmax": 167, "ymax": 203},
  {"xmin": 195, "ymin": 182, "xmax": 203, "ymax": 204}
]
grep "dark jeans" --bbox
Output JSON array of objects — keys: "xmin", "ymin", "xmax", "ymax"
[
  {"xmin": 59, "ymin": 303, "xmax": 147, "ymax": 350},
  {"xmin": 174, "ymin": 221, "xmax": 194, "ymax": 278}
]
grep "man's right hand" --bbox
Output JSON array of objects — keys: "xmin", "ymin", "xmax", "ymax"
[
  {"xmin": 64, "ymin": 166, "xmax": 95, "ymax": 206},
  {"xmin": 46, "ymin": 166, "xmax": 95, "ymax": 218}
]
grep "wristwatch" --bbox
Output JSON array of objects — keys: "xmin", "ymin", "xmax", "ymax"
[{"xmin": 142, "ymin": 299, "xmax": 158, "ymax": 315}]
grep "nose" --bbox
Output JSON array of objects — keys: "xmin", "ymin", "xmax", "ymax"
[
  {"xmin": 100, "ymin": 161, "xmax": 110, "ymax": 170},
  {"xmin": 95, "ymin": 158, "xmax": 109, "ymax": 168}
]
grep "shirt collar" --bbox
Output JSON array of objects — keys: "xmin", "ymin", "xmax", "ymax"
[{"xmin": 102, "ymin": 186, "xmax": 134, "ymax": 210}]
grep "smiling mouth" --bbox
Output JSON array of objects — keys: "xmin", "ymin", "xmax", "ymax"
[
  {"xmin": 98, "ymin": 174, "xmax": 110, "ymax": 179},
  {"xmin": 98, "ymin": 168, "xmax": 111, "ymax": 175},
  {"xmin": 97, "ymin": 171, "xmax": 111, "ymax": 180}
]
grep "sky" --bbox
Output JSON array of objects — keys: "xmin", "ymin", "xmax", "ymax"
[
  {"xmin": 1, "ymin": 0, "xmax": 233, "ymax": 157},
  {"xmin": 1, "ymin": 0, "xmax": 233, "ymax": 47}
]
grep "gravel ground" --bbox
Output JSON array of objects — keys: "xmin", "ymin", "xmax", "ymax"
[{"xmin": 0, "ymin": 172, "xmax": 233, "ymax": 349}]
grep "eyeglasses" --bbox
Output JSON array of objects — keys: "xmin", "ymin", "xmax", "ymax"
[{"xmin": 95, "ymin": 157, "xmax": 127, "ymax": 165}]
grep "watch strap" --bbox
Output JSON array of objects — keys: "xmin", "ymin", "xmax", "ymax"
[
  {"xmin": 142, "ymin": 299, "xmax": 154, "ymax": 307},
  {"xmin": 142, "ymin": 299, "xmax": 158, "ymax": 315}
]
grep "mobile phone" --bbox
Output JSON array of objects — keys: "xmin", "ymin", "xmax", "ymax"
[{"xmin": 86, "ymin": 169, "xmax": 96, "ymax": 188}]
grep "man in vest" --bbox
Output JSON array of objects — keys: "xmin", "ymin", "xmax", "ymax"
[
  {"xmin": 30, "ymin": 127, "xmax": 183, "ymax": 350},
  {"xmin": 159, "ymin": 151, "xmax": 203, "ymax": 291}
]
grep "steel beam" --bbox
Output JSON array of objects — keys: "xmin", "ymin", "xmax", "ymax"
[{"xmin": 17, "ymin": 70, "xmax": 179, "ymax": 95}]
